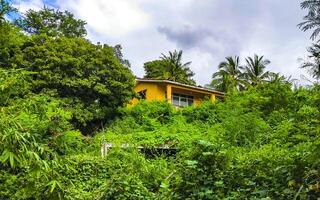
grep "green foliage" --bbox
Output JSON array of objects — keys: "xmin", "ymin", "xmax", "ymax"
[
  {"xmin": 0, "ymin": 94, "xmax": 71, "ymax": 167},
  {"xmin": 0, "ymin": 22, "xmax": 26, "ymax": 68},
  {"xmin": 301, "ymin": 43, "xmax": 320, "ymax": 80},
  {"xmin": 210, "ymin": 54, "xmax": 274, "ymax": 92},
  {"xmin": 3, "ymin": 33, "xmax": 135, "ymax": 132},
  {"xmin": 176, "ymin": 140, "xmax": 230, "ymax": 199},
  {"xmin": 15, "ymin": 7, "xmax": 87, "ymax": 37},
  {"xmin": 53, "ymin": 130, "xmax": 85, "ymax": 155},
  {"xmin": 1, "ymin": 70, "xmax": 319, "ymax": 199},
  {"xmin": 123, "ymin": 100, "xmax": 174, "ymax": 125},
  {"xmin": 181, "ymin": 101, "xmax": 218, "ymax": 124},
  {"xmin": 144, "ymin": 60, "xmax": 169, "ymax": 78},
  {"xmin": 113, "ymin": 44, "xmax": 131, "ymax": 68},
  {"xmin": 0, "ymin": 69, "xmax": 74, "ymax": 199},
  {"xmin": 143, "ymin": 50, "xmax": 196, "ymax": 85},
  {"xmin": 1, "ymin": 7, "xmax": 135, "ymax": 133},
  {"xmin": 91, "ymin": 82, "xmax": 319, "ymax": 199},
  {"xmin": 298, "ymin": 0, "xmax": 320, "ymax": 41},
  {"xmin": 0, "ymin": 4, "xmax": 319, "ymax": 199},
  {"xmin": 0, "ymin": 69, "xmax": 31, "ymax": 105},
  {"xmin": 244, "ymin": 54, "xmax": 271, "ymax": 86},
  {"xmin": 298, "ymin": 0, "xmax": 320, "ymax": 80},
  {"xmin": 0, "ymin": 0, "xmax": 17, "ymax": 23},
  {"xmin": 210, "ymin": 56, "xmax": 244, "ymax": 93}
]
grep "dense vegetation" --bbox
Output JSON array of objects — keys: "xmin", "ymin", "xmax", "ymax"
[
  {"xmin": 1, "ymin": 72, "xmax": 319, "ymax": 198},
  {"xmin": 298, "ymin": 0, "xmax": 320, "ymax": 81},
  {"xmin": 0, "ymin": 0, "xmax": 319, "ymax": 199},
  {"xmin": 143, "ymin": 50, "xmax": 196, "ymax": 85},
  {"xmin": 0, "ymin": 5, "xmax": 135, "ymax": 134}
]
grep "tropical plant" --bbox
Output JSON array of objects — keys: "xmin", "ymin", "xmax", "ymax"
[
  {"xmin": 15, "ymin": 7, "xmax": 87, "ymax": 37},
  {"xmin": 244, "ymin": 54, "xmax": 271, "ymax": 86},
  {"xmin": 14, "ymin": 35, "xmax": 135, "ymax": 133},
  {"xmin": 268, "ymin": 72, "xmax": 293, "ymax": 84},
  {"xmin": 301, "ymin": 43, "xmax": 320, "ymax": 81},
  {"xmin": 1, "ymin": 69, "xmax": 319, "ymax": 199},
  {"xmin": 0, "ymin": 8, "xmax": 135, "ymax": 133},
  {"xmin": 0, "ymin": 3, "xmax": 319, "ymax": 199},
  {"xmin": 0, "ymin": 22, "xmax": 26, "ymax": 69},
  {"xmin": 144, "ymin": 60, "xmax": 168, "ymax": 79},
  {"xmin": 144, "ymin": 50, "xmax": 195, "ymax": 85},
  {"xmin": 113, "ymin": 44, "xmax": 131, "ymax": 68},
  {"xmin": 210, "ymin": 56, "xmax": 244, "ymax": 92},
  {"xmin": 0, "ymin": 0, "xmax": 17, "ymax": 23},
  {"xmin": 298, "ymin": 0, "xmax": 320, "ymax": 41},
  {"xmin": 0, "ymin": 69, "xmax": 31, "ymax": 105}
]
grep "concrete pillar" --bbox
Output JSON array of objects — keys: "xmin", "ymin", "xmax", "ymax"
[
  {"xmin": 210, "ymin": 94, "xmax": 216, "ymax": 102},
  {"xmin": 166, "ymin": 84, "xmax": 172, "ymax": 103}
]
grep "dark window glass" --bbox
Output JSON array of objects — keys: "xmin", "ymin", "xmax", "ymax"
[{"xmin": 138, "ymin": 89, "xmax": 147, "ymax": 99}]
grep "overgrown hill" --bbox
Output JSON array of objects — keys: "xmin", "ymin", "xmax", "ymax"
[
  {"xmin": 0, "ymin": 1, "xmax": 319, "ymax": 199},
  {"xmin": 1, "ymin": 73, "xmax": 319, "ymax": 198}
]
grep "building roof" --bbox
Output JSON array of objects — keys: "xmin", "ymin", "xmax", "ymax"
[{"xmin": 136, "ymin": 78, "xmax": 225, "ymax": 95}]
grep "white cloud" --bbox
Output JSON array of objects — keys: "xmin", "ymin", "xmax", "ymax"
[
  {"xmin": 58, "ymin": 0, "xmax": 149, "ymax": 37},
  {"xmin": 13, "ymin": 0, "xmax": 44, "ymax": 13},
  {"xmin": 183, "ymin": 49, "xmax": 217, "ymax": 85},
  {"xmin": 13, "ymin": 0, "xmax": 313, "ymax": 86},
  {"xmin": 122, "ymin": 28, "xmax": 177, "ymax": 78}
]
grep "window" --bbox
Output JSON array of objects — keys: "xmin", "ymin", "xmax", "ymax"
[
  {"xmin": 216, "ymin": 95, "xmax": 224, "ymax": 101},
  {"xmin": 172, "ymin": 93, "xmax": 194, "ymax": 107},
  {"xmin": 138, "ymin": 89, "xmax": 147, "ymax": 99}
]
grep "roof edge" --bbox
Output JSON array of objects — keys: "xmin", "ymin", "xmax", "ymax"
[{"xmin": 136, "ymin": 79, "xmax": 225, "ymax": 95}]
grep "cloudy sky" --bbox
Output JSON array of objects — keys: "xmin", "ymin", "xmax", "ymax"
[{"xmin": 13, "ymin": 0, "xmax": 313, "ymax": 85}]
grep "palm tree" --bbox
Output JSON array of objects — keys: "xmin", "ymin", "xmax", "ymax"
[
  {"xmin": 160, "ymin": 50, "xmax": 195, "ymax": 85},
  {"xmin": 298, "ymin": 0, "xmax": 320, "ymax": 41},
  {"xmin": 302, "ymin": 44, "xmax": 320, "ymax": 81},
  {"xmin": 268, "ymin": 72, "xmax": 286, "ymax": 83},
  {"xmin": 244, "ymin": 55, "xmax": 271, "ymax": 86},
  {"xmin": 210, "ymin": 56, "xmax": 244, "ymax": 92},
  {"xmin": 0, "ymin": 0, "xmax": 17, "ymax": 23}
]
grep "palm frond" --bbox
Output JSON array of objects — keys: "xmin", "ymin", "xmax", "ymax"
[
  {"xmin": 210, "ymin": 56, "xmax": 243, "ymax": 92},
  {"xmin": 298, "ymin": 0, "xmax": 320, "ymax": 40},
  {"xmin": 157, "ymin": 50, "xmax": 195, "ymax": 84},
  {"xmin": 244, "ymin": 54, "xmax": 271, "ymax": 85}
]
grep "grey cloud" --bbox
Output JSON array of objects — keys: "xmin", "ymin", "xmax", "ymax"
[
  {"xmin": 157, "ymin": 26, "xmax": 212, "ymax": 49},
  {"xmin": 157, "ymin": 25, "xmax": 241, "ymax": 57},
  {"xmin": 52, "ymin": 0, "xmax": 310, "ymax": 85}
]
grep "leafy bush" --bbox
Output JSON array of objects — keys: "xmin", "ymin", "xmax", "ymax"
[
  {"xmin": 181, "ymin": 101, "xmax": 218, "ymax": 124},
  {"xmin": 1, "ymin": 39, "xmax": 319, "ymax": 199}
]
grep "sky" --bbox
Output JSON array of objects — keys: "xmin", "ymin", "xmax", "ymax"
[{"xmin": 12, "ymin": 0, "xmax": 314, "ymax": 85}]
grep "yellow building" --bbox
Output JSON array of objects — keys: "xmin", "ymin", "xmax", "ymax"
[{"xmin": 130, "ymin": 79, "xmax": 224, "ymax": 107}]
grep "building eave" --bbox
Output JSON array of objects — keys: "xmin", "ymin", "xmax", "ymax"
[{"xmin": 136, "ymin": 79, "xmax": 225, "ymax": 96}]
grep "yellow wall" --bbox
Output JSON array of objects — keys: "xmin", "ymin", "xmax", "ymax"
[
  {"xmin": 129, "ymin": 81, "xmax": 219, "ymax": 106},
  {"xmin": 129, "ymin": 82, "xmax": 166, "ymax": 106}
]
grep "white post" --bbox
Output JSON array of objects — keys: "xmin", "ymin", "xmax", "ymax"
[{"xmin": 101, "ymin": 141, "xmax": 107, "ymax": 158}]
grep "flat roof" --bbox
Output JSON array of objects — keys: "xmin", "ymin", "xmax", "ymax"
[{"xmin": 136, "ymin": 79, "xmax": 225, "ymax": 95}]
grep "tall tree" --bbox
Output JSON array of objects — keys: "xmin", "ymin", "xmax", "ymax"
[
  {"xmin": 210, "ymin": 56, "xmax": 244, "ymax": 92},
  {"xmin": 268, "ymin": 72, "xmax": 287, "ymax": 83},
  {"xmin": 298, "ymin": 0, "xmax": 320, "ymax": 41},
  {"xmin": 113, "ymin": 44, "xmax": 131, "ymax": 68},
  {"xmin": 7, "ymin": 35, "xmax": 135, "ymax": 133},
  {"xmin": 0, "ymin": 23, "xmax": 26, "ymax": 69},
  {"xmin": 144, "ymin": 60, "xmax": 169, "ymax": 79},
  {"xmin": 15, "ymin": 7, "xmax": 87, "ymax": 37},
  {"xmin": 143, "ymin": 50, "xmax": 195, "ymax": 85},
  {"xmin": 244, "ymin": 55, "xmax": 271, "ymax": 86},
  {"xmin": 301, "ymin": 44, "xmax": 320, "ymax": 80},
  {"xmin": 0, "ymin": 0, "xmax": 17, "ymax": 23},
  {"xmin": 298, "ymin": 1, "xmax": 320, "ymax": 80}
]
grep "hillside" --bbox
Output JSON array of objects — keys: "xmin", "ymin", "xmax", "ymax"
[{"xmin": 1, "ymin": 73, "xmax": 319, "ymax": 198}]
